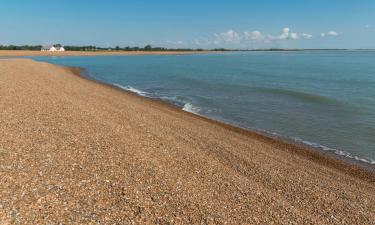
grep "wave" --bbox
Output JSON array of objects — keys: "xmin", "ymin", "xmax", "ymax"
[
  {"xmin": 113, "ymin": 84, "xmax": 149, "ymax": 97},
  {"xmin": 159, "ymin": 95, "xmax": 191, "ymax": 106},
  {"xmin": 182, "ymin": 103, "xmax": 201, "ymax": 114},
  {"xmin": 262, "ymin": 130, "xmax": 375, "ymax": 165},
  {"xmin": 299, "ymin": 139, "xmax": 375, "ymax": 165},
  {"xmin": 113, "ymin": 83, "xmax": 201, "ymax": 115}
]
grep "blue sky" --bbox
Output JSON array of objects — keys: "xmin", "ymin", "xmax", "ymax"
[{"xmin": 1, "ymin": 0, "xmax": 374, "ymax": 49}]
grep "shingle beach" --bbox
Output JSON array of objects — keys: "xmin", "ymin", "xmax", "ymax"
[{"xmin": 0, "ymin": 59, "xmax": 374, "ymax": 224}]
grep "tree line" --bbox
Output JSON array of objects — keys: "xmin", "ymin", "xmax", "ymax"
[
  {"xmin": 0, "ymin": 44, "xmax": 232, "ymax": 52},
  {"xmin": 62, "ymin": 45, "xmax": 210, "ymax": 52},
  {"xmin": 0, "ymin": 45, "xmax": 42, "ymax": 50},
  {"xmin": 0, "ymin": 44, "xmax": 349, "ymax": 52}
]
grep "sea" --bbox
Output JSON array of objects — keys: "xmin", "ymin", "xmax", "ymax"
[{"xmin": 32, "ymin": 51, "xmax": 375, "ymax": 165}]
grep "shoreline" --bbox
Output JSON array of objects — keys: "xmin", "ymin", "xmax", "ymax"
[
  {"xmin": 66, "ymin": 65, "xmax": 374, "ymax": 180},
  {"xmin": 0, "ymin": 50, "xmax": 212, "ymax": 57},
  {"xmin": 27, "ymin": 53, "xmax": 375, "ymax": 169},
  {"xmin": 1, "ymin": 58, "xmax": 374, "ymax": 223}
]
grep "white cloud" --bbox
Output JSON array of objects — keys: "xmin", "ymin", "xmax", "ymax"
[
  {"xmin": 243, "ymin": 30, "xmax": 264, "ymax": 41},
  {"xmin": 214, "ymin": 29, "xmax": 241, "ymax": 44},
  {"xmin": 365, "ymin": 24, "xmax": 372, "ymax": 29},
  {"xmin": 290, "ymin": 32, "xmax": 299, "ymax": 40},
  {"xmin": 279, "ymin": 27, "xmax": 290, "ymax": 39},
  {"xmin": 265, "ymin": 27, "xmax": 305, "ymax": 41},
  {"xmin": 302, "ymin": 33, "xmax": 313, "ymax": 39},
  {"xmin": 321, "ymin": 31, "xmax": 339, "ymax": 37},
  {"xmin": 327, "ymin": 31, "xmax": 338, "ymax": 36}
]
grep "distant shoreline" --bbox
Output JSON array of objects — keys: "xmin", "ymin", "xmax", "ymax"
[
  {"xmin": 0, "ymin": 50, "xmax": 212, "ymax": 57},
  {"xmin": 1, "ymin": 49, "xmax": 374, "ymax": 57}
]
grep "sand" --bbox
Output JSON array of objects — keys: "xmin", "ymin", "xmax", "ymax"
[
  {"xmin": 0, "ymin": 50, "xmax": 209, "ymax": 57},
  {"xmin": 0, "ymin": 59, "xmax": 374, "ymax": 224}
]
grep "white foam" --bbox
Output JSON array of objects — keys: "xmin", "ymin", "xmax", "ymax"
[
  {"xmin": 256, "ymin": 130, "xmax": 375, "ymax": 165},
  {"xmin": 114, "ymin": 84, "xmax": 149, "ymax": 97},
  {"xmin": 182, "ymin": 103, "xmax": 201, "ymax": 114},
  {"xmin": 295, "ymin": 138, "xmax": 375, "ymax": 164}
]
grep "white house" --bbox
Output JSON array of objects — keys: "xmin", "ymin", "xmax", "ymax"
[{"xmin": 41, "ymin": 45, "xmax": 65, "ymax": 52}]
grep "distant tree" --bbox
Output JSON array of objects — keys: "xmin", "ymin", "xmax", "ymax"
[
  {"xmin": 213, "ymin": 48, "xmax": 227, "ymax": 51},
  {"xmin": 144, "ymin": 45, "xmax": 152, "ymax": 51}
]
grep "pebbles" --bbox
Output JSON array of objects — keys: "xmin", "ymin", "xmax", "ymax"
[{"xmin": 0, "ymin": 59, "xmax": 374, "ymax": 224}]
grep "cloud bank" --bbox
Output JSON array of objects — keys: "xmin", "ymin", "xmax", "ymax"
[
  {"xmin": 209, "ymin": 27, "xmax": 314, "ymax": 46},
  {"xmin": 185, "ymin": 27, "xmax": 341, "ymax": 48}
]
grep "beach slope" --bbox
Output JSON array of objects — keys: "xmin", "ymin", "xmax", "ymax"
[{"xmin": 0, "ymin": 59, "xmax": 373, "ymax": 224}]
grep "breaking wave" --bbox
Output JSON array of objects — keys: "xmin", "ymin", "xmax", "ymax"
[
  {"xmin": 182, "ymin": 103, "xmax": 201, "ymax": 114},
  {"xmin": 114, "ymin": 84, "xmax": 149, "ymax": 97},
  {"xmin": 261, "ymin": 130, "xmax": 375, "ymax": 165}
]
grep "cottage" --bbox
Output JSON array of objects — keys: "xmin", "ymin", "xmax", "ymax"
[{"xmin": 41, "ymin": 45, "xmax": 65, "ymax": 52}]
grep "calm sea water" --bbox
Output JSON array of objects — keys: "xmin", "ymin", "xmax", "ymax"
[{"xmin": 32, "ymin": 51, "xmax": 375, "ymax": 164}]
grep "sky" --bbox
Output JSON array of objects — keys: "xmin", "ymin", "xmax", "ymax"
[{"xmin": 1, "ymin": 0, "xmax": 375, "ymax": 49}]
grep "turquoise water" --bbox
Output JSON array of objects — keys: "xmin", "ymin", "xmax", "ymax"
[{"xmin": 32, "ymin": 51, "xmax": 375, "ymax": 164}]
